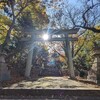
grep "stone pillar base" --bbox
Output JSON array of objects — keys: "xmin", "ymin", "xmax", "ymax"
[{"xmin": 0, "ymin": 53, "xmax": 11, "ymax": 81}]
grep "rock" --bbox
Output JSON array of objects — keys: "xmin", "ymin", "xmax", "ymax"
[
  {"xmin": 61, "ymin": 68, "xmax": 70, "ymax": 76},
  {"xmin": 30, "ymin": 67, "xmax": 41, "ymax": 79},
  {"xmin": 79, "ymin": 69, "xmax": 88, "ymax": 78}
]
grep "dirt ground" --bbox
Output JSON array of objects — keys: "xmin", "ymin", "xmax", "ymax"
[{"xmin": 3, "ymin": 77, "xmax": 100, "ymax": 89}]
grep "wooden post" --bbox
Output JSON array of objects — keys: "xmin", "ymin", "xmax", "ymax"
[
  {"xmin": 64, "ymin": 33, "xmax": 75, "ymax": 79},
  {"xmin": 25, "ymin": 45, "xmax": 33, "ymax": 78}
]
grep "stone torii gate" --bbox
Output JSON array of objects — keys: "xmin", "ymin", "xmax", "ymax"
[{"xmin": 25, "ymin": 28, "xmax": 79, "ymax": 79}]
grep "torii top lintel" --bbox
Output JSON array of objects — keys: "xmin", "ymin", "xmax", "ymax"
[{"xmin": 32, "ymin": 28, "xmax": 79, "ymax": 35}]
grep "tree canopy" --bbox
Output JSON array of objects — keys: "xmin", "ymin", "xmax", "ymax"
[
  {"xmin": 41, "ymin": 0, "xmax": 100, "ymax": 33},
  {"xmin": 0, "ymin": 0, "xmax": 100, "ymax": 78}
]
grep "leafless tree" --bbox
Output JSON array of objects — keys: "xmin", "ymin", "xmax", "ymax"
[
  {"xmin": 66, "ymin": 0, "xmax": 100, "ymax": 33},
  {"xmin": 42, "ymin": 0, "xmax": 100, "ymax": 33}
]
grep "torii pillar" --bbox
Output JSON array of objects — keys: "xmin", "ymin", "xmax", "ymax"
[
  {"xmin": 25, "ymin": 44, "xmax": 34, "ymax": 78},
  {"xmin": 64, "ymin": 33, "xmax": 75, "ymax": 79}
]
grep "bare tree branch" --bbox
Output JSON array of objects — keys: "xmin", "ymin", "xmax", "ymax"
[
  {"xmin": 82, "ymin": 2, "xmax": 100, "ymax": 26},
  {"xmin": 76, "ymin": 25, "xmax": 100, "ymax": 33}
]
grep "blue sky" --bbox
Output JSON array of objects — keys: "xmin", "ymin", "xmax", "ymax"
[
  {"xmin": 69, "ymin": 0, "xmax": 77, "ymax": 4},
  {"xmin": 68, "ymin": 0, "xmax": 82, "ymax": 8}
]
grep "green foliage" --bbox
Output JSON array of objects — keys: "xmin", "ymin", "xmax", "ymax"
[
  {"xmin": 0, "ymin": 0, "xmax": 48, "ymax": 76},
  {"xmin": 0, "ymin": 14, "xmax": 12, "ymax": 44},
  {"xmin": 0, "ymin": 0, "xmax": 99, "ymax": 77},
  {"xmin": 17, "ymin": 11, "xmax": 35, "ymax": 35},
  {"xmin": 74, "ymin": 30, "xmax": 100, "ymax": 70}
]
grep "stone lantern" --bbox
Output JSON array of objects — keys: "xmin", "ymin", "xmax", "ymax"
[
  {"xmin": 94, "ymin": 44, "xmax": 100, "ymax": 84},
  {"xmin": 0, "ymin": 53, "xmax": 11, "ymax": 81},
  {"xmin": 87, "ymin": 42, "xmax": 100, "ymax": 84}
]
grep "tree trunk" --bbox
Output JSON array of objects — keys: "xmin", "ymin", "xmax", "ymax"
[{"xmin": 1, "ymin": 18, "xmax": 15, "ymax": 51}]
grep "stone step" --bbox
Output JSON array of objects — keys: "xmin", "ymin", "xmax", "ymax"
[{"xmin": 0, "ymin": 89, "xmax": 100, "ymax": 99}]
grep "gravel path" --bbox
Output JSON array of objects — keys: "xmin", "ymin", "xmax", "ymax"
[{"xmin": 3, "ymin": 77, "xmax": 100, "ymax": 89}]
